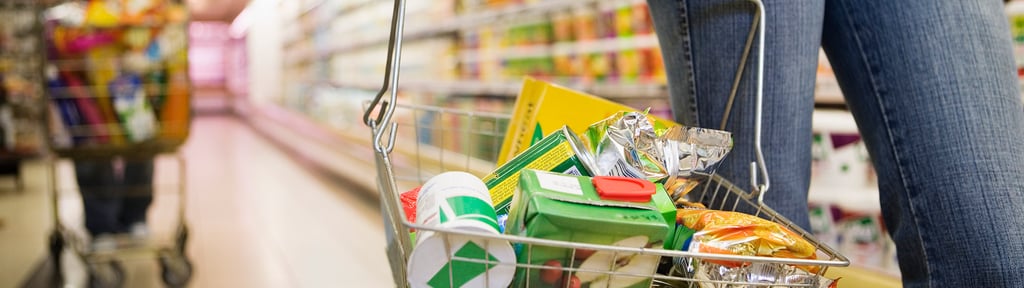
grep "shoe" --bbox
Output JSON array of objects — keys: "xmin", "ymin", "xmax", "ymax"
[
  {"xmin": 91, "ymin": 234, "xmax": 117, "ymax": 252},
  {"xmin": 128, "ymin": 222, "xmax": 150, "ymax": 240}
]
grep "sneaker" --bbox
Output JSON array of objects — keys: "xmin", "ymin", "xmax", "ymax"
[
  {"xmin": 91, "ymin": 234, "xmax": 117, "ymax": 252},
  {"xmin": 128, "ymin": 222, "xmax": 150, "ymax": 240}
]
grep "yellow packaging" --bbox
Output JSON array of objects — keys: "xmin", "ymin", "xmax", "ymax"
[{"xmin": 497, "ymin": 77, "xmax": 676, "ymax": 165}]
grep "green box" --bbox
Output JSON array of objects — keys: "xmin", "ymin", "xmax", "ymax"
[
  {"xmin": 651, "ymin": 183, "xmax": 678, "ymax": 249},
  {"xmin": 506, "ymin": 170, "xmax": 668, "ymax": 288},
  {"xmin": 483, "ymin": 126, "xmax": 598, "ymax": 229}
]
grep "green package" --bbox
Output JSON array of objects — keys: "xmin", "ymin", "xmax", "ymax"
[
  {"xmin": 651, "ymin": 183, "xmax": 678, "ymax": 249},
  {"xmin": 506, "ymin": 170, "xmax": 668, "ymax": 288}
]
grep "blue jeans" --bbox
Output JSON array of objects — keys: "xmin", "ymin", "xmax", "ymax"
[
  {"xmin": 76, "ymin": 159, "xmax": 155, "ymax": 235},
  {"xmin": 648, "ymin": 0, "xmax": 1024, "ymax": 286}
]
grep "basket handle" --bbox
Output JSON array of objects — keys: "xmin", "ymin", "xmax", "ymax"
[
  {"xmin": 718, "ymin": 0, "xmax": 770, "ymax": 204},
  {"xmin": 362, "ymin": 0, "xmax": 408, "ymax": 153}
]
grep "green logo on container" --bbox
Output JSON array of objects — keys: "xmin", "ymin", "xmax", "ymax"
[
  {"xmin": 441, "ymin": 196, "xmax": 500, "ymax": 232},
  {"xmin": 426, "ymin": 241, "xmax": 499, "ymax": 288}
]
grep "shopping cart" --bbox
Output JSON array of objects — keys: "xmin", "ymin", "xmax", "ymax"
[
  {"xmin": 364, "ymin": 0, "xmax": 849, "ymax": 287},
  {"xmin": 41, "ymin": 1, "xmax": 193, "ymax": 287}
]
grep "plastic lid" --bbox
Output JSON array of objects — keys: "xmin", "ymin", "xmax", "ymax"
[{"xmin": 592, "ymin": 176, "xmax": 656, "ymax": 202}]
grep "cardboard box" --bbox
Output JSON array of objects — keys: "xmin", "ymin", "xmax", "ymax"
[
  {"xmin": 483, "ymin": 126, "xmax": 598, "ymax": 227},
  {"xmin": 506, "ymin": 170, "xmax": 668, "ymax": 288},
  {"xmin": 497, "ymin": 77, "xmax": 677, "ymax": 165}
]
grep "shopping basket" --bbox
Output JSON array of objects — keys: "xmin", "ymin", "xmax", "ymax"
[
  {"xmin": 40, "ymin": 1, "xmax": 193, "ymax": 287},
  {"xmin": 363, "ymin": 0, "xmax": 850, "ymax": 287}
]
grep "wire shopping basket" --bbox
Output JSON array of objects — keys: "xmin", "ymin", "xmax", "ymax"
[{"xmin": 363, "ymin": 0, "xmax": 849, "ymax": 287}]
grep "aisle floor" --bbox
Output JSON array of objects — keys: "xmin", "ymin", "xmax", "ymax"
[{"xmin": 1, "ymin": 116, "xmax": 393, "ymax": 287}]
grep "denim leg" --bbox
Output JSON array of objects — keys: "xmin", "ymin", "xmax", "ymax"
[
  {"xmin": 822, "ymin": 0, "xmax": 1024, "ymax": 286},
  {"xmin": 648, "ymin": 0, "xmax": 824, "ymax": 229},
  {"xmin": 648, "ymin": 0, "xmax": 699, "ymax": 126},
  {"xmin": 75, "ymin": 160, "xmax": 120, "ymax": 235},
  {"xmin": 118, "ymin": 159, "xmax": 154, "ymax": 227}
]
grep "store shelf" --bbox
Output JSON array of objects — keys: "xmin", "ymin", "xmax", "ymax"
[
  {"xmin": 283, "ymin": 0, "xmax": 377, "ymax": 47},
  {"xmin": 460, "ymin": 34, "xmax": 660, "ymax": 62},
  {"xmin": 256, "ymin": 102, "xmax": 498, "ymax": 188},
  {"xmin": 286, "ymin": 0, "xmax": 606, "ymax": 63},
  {"xmin": 328, "ymin": 79, "xmax": 667, "ymax": 99}
]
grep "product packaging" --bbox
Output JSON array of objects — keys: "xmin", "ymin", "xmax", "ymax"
[
  {"xmin": 581, "ymin": 111, "xmax": 669, "ymax": 182},
  {"xmin": 482, "ymin": 126, "xmax": 598, "ymax": 227},
  {"xmin": 682, "ymin": 262, "xmax": 837, "ymax": 288},
  {"xmin": 661, "ymin": 126, "xmax": 733, "ymax": 201},
  {"xmin": 677, "ymin": 209, "xmax": 816, "ymax": 261},
  {"xmin": 506, "ymin": 169, "xmax": 669, "ymax": 288},
  {"xmin": 110, "ymin": 74, "xmax": 157, "ymax": 142},
  {"xmin": 498, "ymin": 77, "xmax": 676, "ymax": 165},
  {"xmin": 407, "ymin": 172, "xmax": 516, "ymax": 288},
  {"xmin": 581, "ymin": 111, "xmax": 732, "ymax": 202}
]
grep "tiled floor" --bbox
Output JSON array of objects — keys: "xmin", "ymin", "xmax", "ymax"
[{"xmin": 0, "ymin": 115, "xmax": 393, "ymax": 287}]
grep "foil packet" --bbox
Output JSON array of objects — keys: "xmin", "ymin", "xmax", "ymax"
[
  {"xmin": 582, "ymin": 111, "xmax": 733, "ymax": 200},
  {"xmin": 582, "ymin": 111, "xmax": 668, "ymax": 181},
  {"xmin": 661, "ymin": 126, "xmax": 733, "ymax": 200},
  {"xmin": 677, "ymin": 209, "xmax": 817, "ymax": 261},
  {"xmin": 679, "ymin": 261, "xmax": 836, "ymax": 288}
]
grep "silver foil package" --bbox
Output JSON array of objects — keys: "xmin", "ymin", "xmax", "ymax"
[
  {"xmin": 582, "ymin": 112, "xmax": 733, "ymax": 201},
  {"xmin": 662, "ymin": 126, "xmax": 733, "ymax": 200},
  {"xmin": 582, "ymin": 112, "xmax": 667, "ymax": 181},
  {"xmin": 673, "ymin": 260, "xmax": 836, "ymax": 288}
]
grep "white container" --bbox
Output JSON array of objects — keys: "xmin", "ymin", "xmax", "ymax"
[{"xmin": 407, "ymin": 172, "xmax": 515, "ymax": 288}]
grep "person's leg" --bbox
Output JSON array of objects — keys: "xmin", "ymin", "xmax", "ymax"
[
  {"xmin": 75, "ymin": 160, "xmax": 120, "ymax": 235},
  {"xmin": 648, "ymin": 0, "xmax": 824, "ymax": 229},
  {"xmin": 821, "ymin": 0, "xmax": 1024, "ymax": 286},
  {"xmin": 118, "ymin": 158, "xmax": 154, "ymax": 228}
]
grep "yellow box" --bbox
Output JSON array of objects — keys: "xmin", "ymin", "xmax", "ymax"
[{"xmin": 497, "ymin": 77, "xmax": 676, "ymax": 165}]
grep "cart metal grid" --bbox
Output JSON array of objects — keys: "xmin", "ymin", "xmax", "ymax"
[{"xmin": 364, "ymin": 0, "xmax": 850, "ymax": 287}]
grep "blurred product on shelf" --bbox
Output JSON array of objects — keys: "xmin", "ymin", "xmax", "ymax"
[
  {"xmin": 458, "ymin": 0, "xmax": 665, "ymax": 87},
  {"xmin": 807, "ymin": 128, "xmax": 900, "ymax": 276},
  {"xmin": 43, "ymin": 0, "xmax": 191, "ymax": 150},
  {"xmin": 0, "ymin": 2, "xmax": 45, "ymax": 155}
]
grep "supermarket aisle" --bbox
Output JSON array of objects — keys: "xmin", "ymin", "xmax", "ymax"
[
  {"xmin": 180, "ymin": 115, "xmax": 393, "ymax": 287},
  {"xmin": 10, "ymin": 115, "xmax": 393, "ymax": 287}
]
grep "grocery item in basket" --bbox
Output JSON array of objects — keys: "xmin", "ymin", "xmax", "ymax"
[
  {"xmin": 110, "ymin": 74, "xmax": 158, "ymax": 142},
  {"xmin": 506, "ymin": 169, "xmax": 668, "ymax": 288},
  {"xmin": 482, "ymin": 126, "xmax": 598, "ymax": 225},
  {"xmin": 400, "ymin": 186, "xmax": 420, "ymax": 224},
  {"xmin": 497, "ymin": 77, "xmax": 677, "ymax": 165},
  {"xmin": 160, "ymin": 48, "xmax": 190, "ymax": 139},
  {"xmin": 55, "ymin": 71, "xmax": 111, "ymax": 144},
  {"xmin": 650, "ymin": 183, "xmax": 679, "ymax": 249},
  {"xmin": 677, "ymin": 209, "xmax": 816, "ymax": 263},
  {"xmin": 662, "ymin": 126, "xmax": 733, "ymax": 200},
  {"xmin": 685, "ymin": 262, "xmax": 838, "ymax": 288},
  {"xmin": 407, "ymin": 172, "xmax": 515, "ymax": 288},
  {"xmin": 581, "ymin": 111, "xmax": 669, "ymax": 181}
]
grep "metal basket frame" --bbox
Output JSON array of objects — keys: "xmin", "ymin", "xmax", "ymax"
[{"xmin": 363, "ymin": 0, "xmax": 850, "ymax": 287}]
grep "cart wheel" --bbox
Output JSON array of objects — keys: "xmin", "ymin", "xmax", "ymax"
[
  {"xmin": 88, "ymin": 260, "xmax": 125, "ymax": 288},
  {"xmin": 160, "ymin": 251, "xmax": 192, "ymax": 288},
  {"xmin": 48, "ymin": 232, "xmax": 63, "ymax": 273}
]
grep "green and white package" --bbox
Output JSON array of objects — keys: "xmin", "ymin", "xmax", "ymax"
[{"xmin": 407, "ymin": 172, "xmax": 515, "ymax": 288}]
